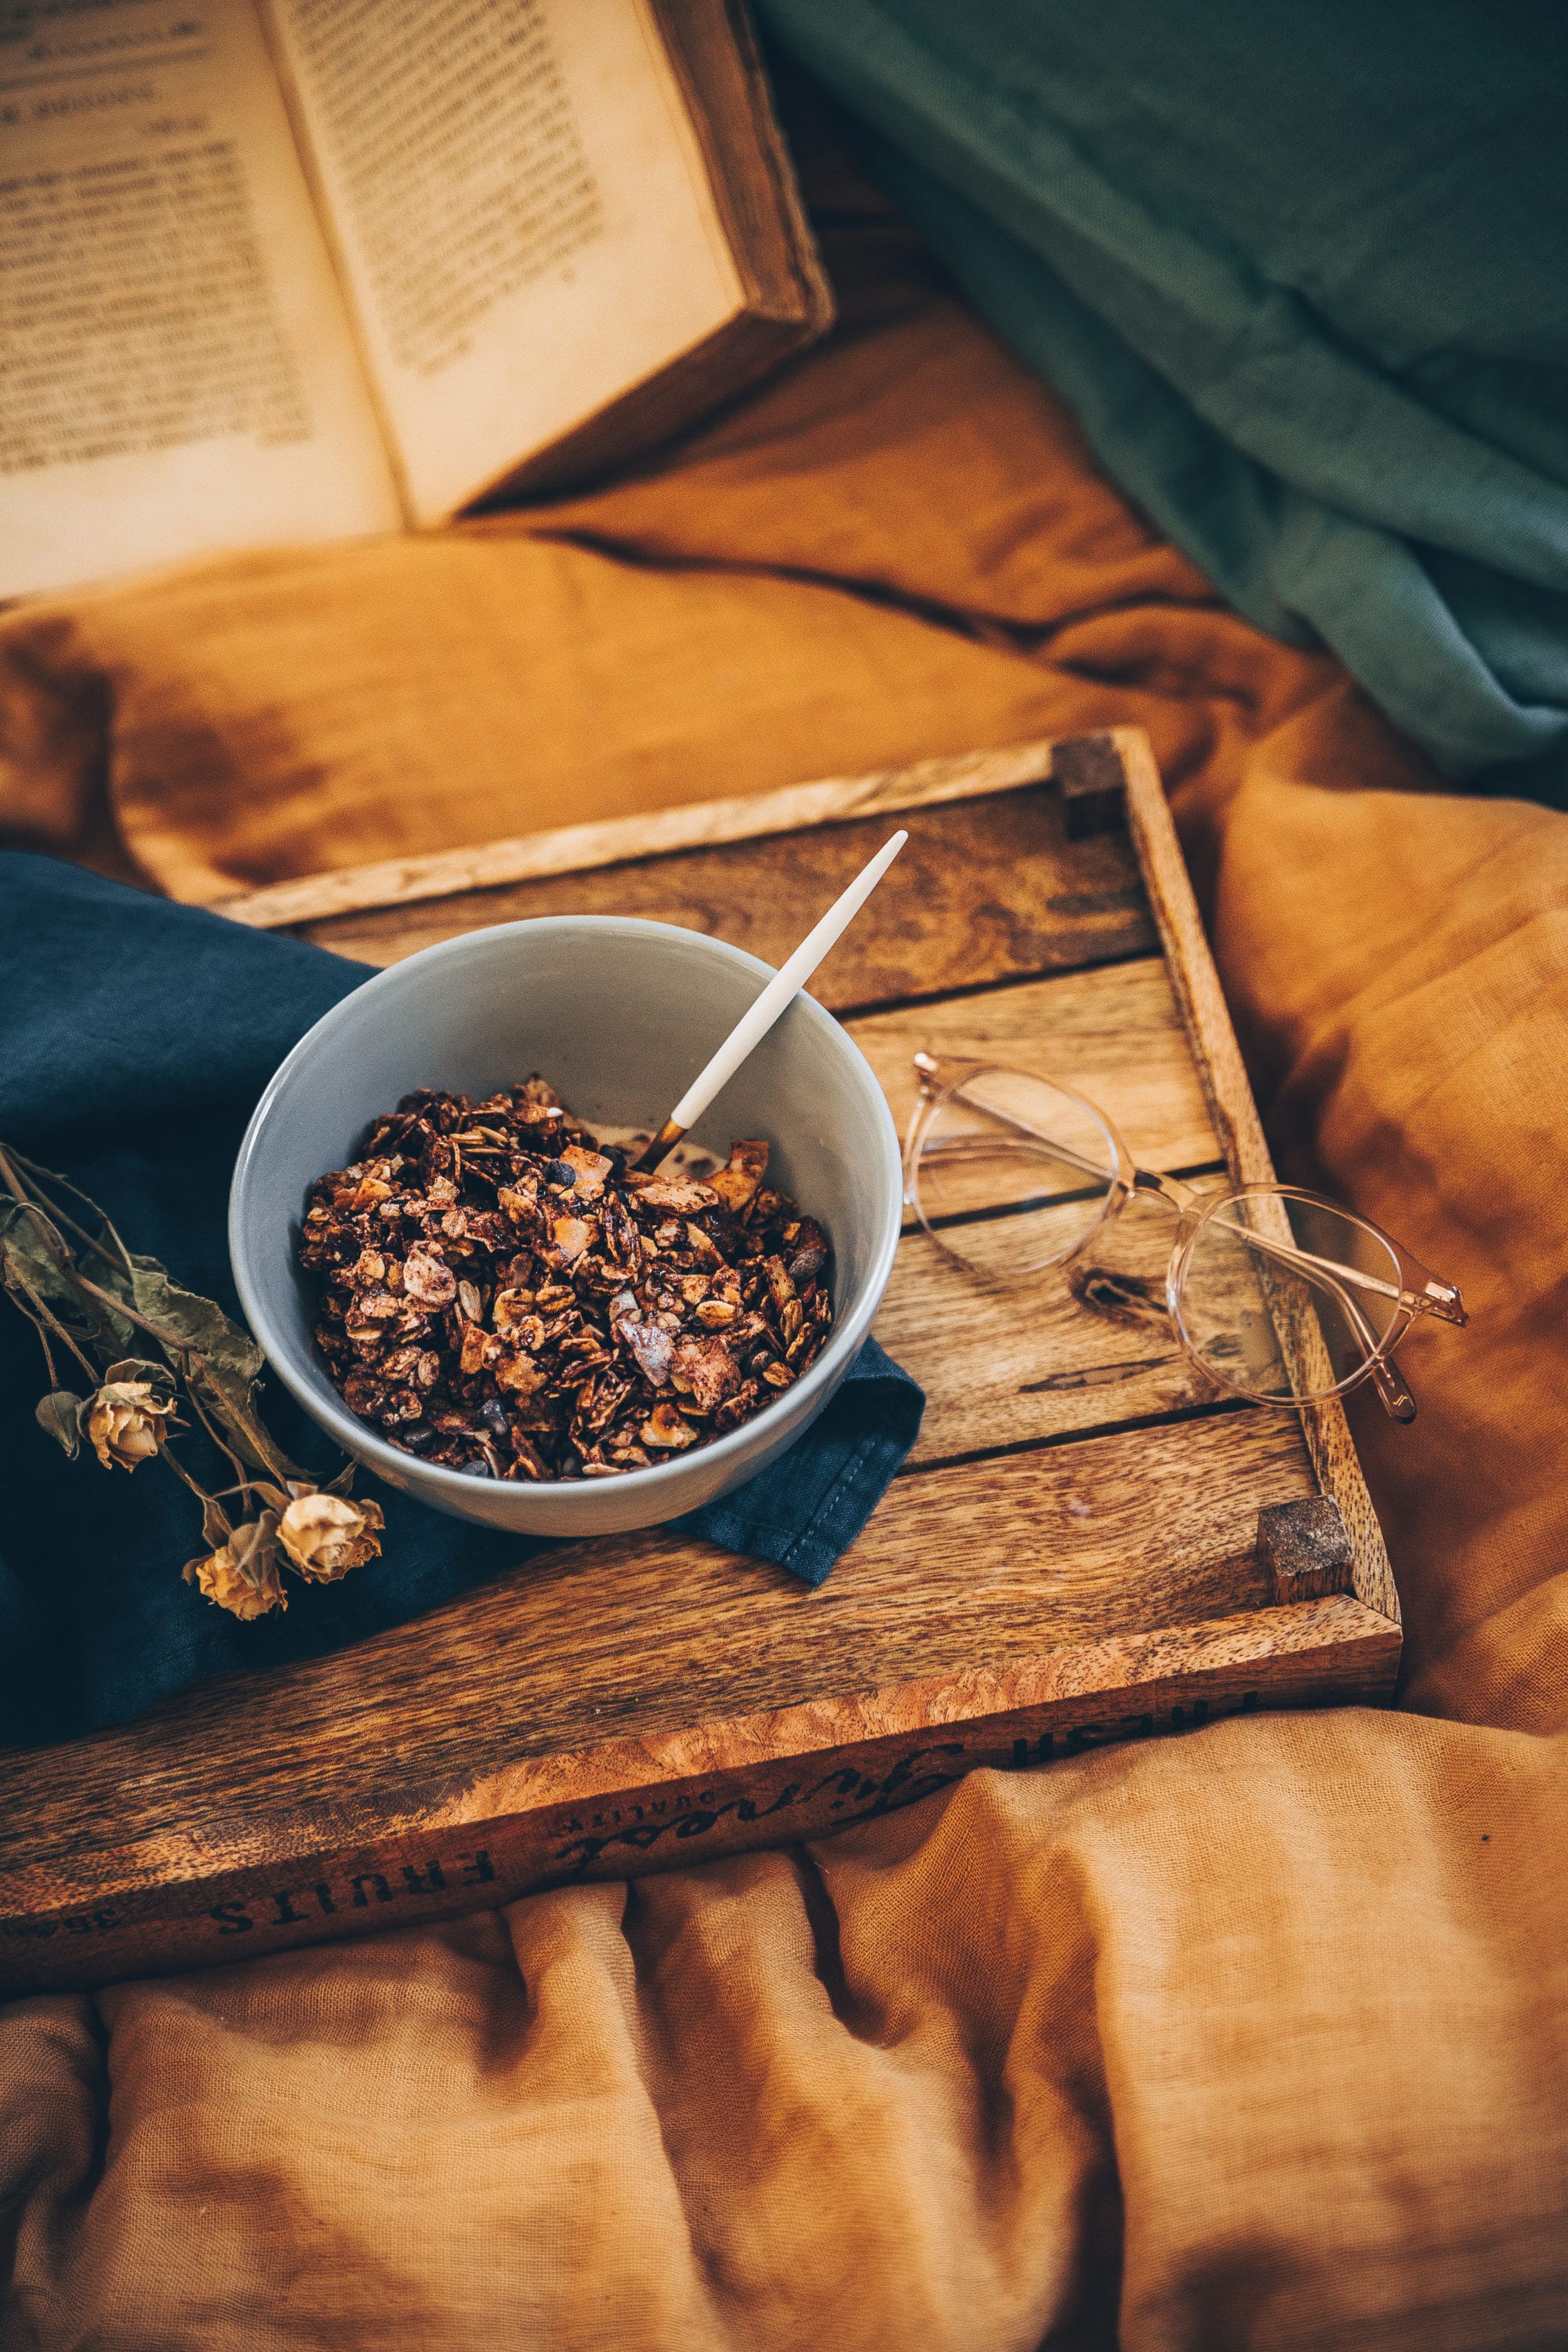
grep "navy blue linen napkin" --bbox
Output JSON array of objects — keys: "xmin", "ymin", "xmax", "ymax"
[{"xmin": 0, "ymin": 853, "xmax": 923, "ymax": 1747}]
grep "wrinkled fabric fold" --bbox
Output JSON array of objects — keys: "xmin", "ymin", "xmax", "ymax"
[
  {"xmin": 757, "ymin": 0, "xmax": 1568, "ymax": 800},
  {"xmin": 3, "ymin": 86, "xmax": 1566, "ymax": 2352}
]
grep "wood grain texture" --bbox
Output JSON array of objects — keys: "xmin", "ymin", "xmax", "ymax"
[
  {"xmin": 2, "ymin": 1408, "xmax": 1313, "ymax": 1869},
  {"xmin": 852, "ymin": 955, "xmax": 1219, "ymax": 1171},
  {"xmin": 1117, "ymin": 731, "xmax": 1399, "ymax": 1626},
  {"xmin": 858, "ymin": 958, "xmax": 1229, "ymax": 1454},
  {"xmin": 2, "ymin": 728, "xmax": 1399, "ymax": 1993},
  {"xmin": 1258, "ymin": 1496, "xmax": 1355, "ymax": 1602},
  {"xmin": 2, "ymin": 1595, "xmax": 1399, "ymax": 1994},
  {"xmin": 1053, "ymin": 731, "xmax": 1130, "ymax": 840},
  {"xmin": 215, "ymin": 739, "xmax": 1075, "ymax": 931},
  {"xmin": 278, "ymin": 787, "xmax": 1153, "ymax": 1002}
]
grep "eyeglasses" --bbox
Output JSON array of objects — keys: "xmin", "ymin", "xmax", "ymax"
[{"xmin": 902, "ymin": 1053, "xmax": 1465, "ymax": 1423}]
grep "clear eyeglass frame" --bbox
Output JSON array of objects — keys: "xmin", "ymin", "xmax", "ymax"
[{"xmin": 902, "ymin": 1052, "xmax": 1466, "ymax": 1424}]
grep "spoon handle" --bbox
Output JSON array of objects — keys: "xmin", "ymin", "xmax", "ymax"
[{"xmin": 634, "ymin": 829, "xmax": 908, "ymax": 1169}]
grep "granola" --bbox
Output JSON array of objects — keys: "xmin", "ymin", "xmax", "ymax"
[{"xmin": 298, "ymin": 1079, "xmax": 834, "ymax": 1481}]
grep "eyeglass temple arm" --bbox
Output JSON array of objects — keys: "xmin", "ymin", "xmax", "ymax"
[
  {"xmin": 925, "ymin": 1079, "xmax": 1465, "ymax": 1325},
  {"xmin": 1244, "ymin": 1241, "xmax": 1417, "ymax": 1425},
  {"xmin": 917, "ymin": 1123, "xmax": 1416, "ymax": 1419},
  {"xmin": 1197, "ymin": 1211, "xmax": 1465, "ymax": 1327}
]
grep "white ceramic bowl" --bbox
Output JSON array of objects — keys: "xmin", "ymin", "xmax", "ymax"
[{"xmin": 229, "ymin": 917, "xmax": 902, "ymax": 1536}]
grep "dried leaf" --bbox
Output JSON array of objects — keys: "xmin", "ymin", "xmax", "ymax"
[
  {"xmin": 103, "ymin": 1356, "xmax": 173, "ymax": 1386},
  {"xmin": 128, "ymin": 1255, "xmax": 264, "ymax": 1387},
  {"xmin": 1, "ymin": 1200, "xmax": 134, "ymax": 1352},
  {"xmin": 201, "ymin": 1494, "xmax": 235, "ymax": 1548}
]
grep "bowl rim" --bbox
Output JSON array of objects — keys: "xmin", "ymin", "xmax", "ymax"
[{"xmin": 228, "ymin": 914, "xmax": 904, "ymax": 1506}]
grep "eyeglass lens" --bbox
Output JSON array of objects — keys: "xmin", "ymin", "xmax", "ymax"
[
  {"xmin": 910, "ymin": 1069, "xmax": 1120, "ymax": 1279},
  {"xmin": 1175, "ymin": 1192, "xmax": 1404, "ymax": 1402}
]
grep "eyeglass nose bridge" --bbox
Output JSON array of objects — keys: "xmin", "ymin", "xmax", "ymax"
[{"xmin": 1132, "ymin": 1163, "xmax": 1202, "ymax": 1215}]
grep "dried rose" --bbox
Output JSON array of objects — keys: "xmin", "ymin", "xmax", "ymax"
[
  {"xmin": 183, "ymin": 1512, "xmax": 287, "ymax": 1619},
  {"xmin": 85, "ymin": 1379, "xmax": 173, "ymax": 1471},
  {"xmin": 277, "ymin": 1492, "xmax": 386, "ymax": 1583}
]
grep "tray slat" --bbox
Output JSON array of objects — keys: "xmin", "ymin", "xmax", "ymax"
[{"xmin": 277, "ymin": 782, "xmax": 1156, "ymax": 1006}]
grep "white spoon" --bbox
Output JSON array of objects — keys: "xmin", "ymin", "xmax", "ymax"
[{"xmin": 633, "ymin": 830, "xmax": 909, "ymax": 1171}]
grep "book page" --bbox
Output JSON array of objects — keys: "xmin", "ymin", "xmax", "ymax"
[
  {"xmin": 261, "ymin": 0, "xmax": 746, "ymax": 523},
  {"xmin": 0, "ymin": 0, "xmax": 401, "ymax": 600}
]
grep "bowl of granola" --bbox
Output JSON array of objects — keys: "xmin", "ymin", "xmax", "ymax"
[{"xmin": 229, "ymin": 917, "xmax": 903, "ymax": 1536}]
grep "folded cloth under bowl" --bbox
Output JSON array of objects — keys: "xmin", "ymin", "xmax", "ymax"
[{"xmin": 0, "ymin": 854, "xmax": 924, "ymax": 1747}]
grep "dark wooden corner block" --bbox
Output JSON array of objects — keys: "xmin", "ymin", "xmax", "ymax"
[
  {"xmin": 1051, "ymin": 732, "xmax": 1128, "ymax": 840},
  {"xmin": 1257, "ymin": 1496, "xmax": 1356, "ymax": 1603}
]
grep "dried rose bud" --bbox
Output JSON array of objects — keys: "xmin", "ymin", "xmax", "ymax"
[
  {"xmin": 183, "ymin": 1513, "xmax": 287, "ymax": 1619},
  {"xmin": 85, "ymin": 1379, "xmax": 173, "ymax": 1471},
  {"xmin": 278, "ymin": 1492, "xmax": 386, "ymax": 1583}
]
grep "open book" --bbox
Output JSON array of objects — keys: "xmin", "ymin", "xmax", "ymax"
[{"xmin": 0, "ymin": 0, "xmax": 833, "ymax": 600}]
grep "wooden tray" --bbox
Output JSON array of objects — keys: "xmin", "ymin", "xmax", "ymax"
[{"xmin": 0, "ymin": 730, "xmax": 1399, "ymax": 1994}]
